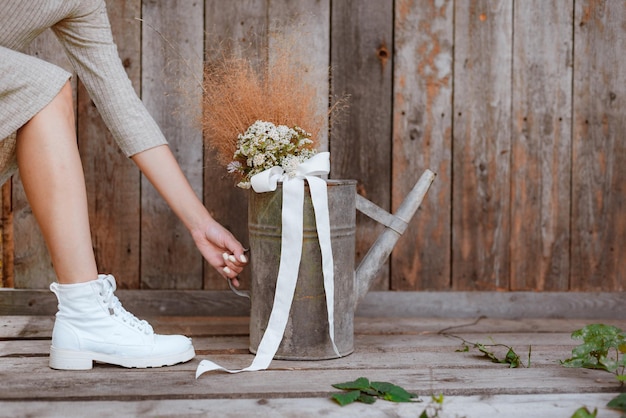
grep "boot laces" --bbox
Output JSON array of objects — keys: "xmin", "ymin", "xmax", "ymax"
[{"xmin": 100, "ymin": 275, "xmax": 153, "ymax": 335}]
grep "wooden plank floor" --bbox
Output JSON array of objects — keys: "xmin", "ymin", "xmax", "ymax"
[{"xmin": 0, "ymin": 315, "xmax": 624, "ymax": 417}]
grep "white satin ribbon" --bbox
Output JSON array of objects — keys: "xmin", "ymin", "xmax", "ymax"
[{"xmin": 196, "ymin": 152, "xmax": 339, "ymax": 377}]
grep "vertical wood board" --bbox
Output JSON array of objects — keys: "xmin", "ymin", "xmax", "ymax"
[
  {"xmin": 202, "ymin": 0, "xmax": 269, "ymax": 289},
  {"xmin": 331, "ymin": 0, "xmax": 393, "ymax": 290},
  {"xmin": 269, "ymin": 0, "xmax": 331, "ymax": 152},
  {"xmin": 452, "ymin": 0, "xmax": 513, "ymax": 290},
  {"xmin": 510, "ymin": 1, "xmax": 573, "ymax": 291},
  {"xmin": 392, "ymin": 0, "xmax": 453, "ymax": 290},
  {"xmin": 76, "ymin": 0, "xmax": 142, "ymax": 289},
  {"xmin": 1, "ymin": 181, "xmax": 11, "ymax": 288},
  {"xmin": 571, "ymin": 0, "xmax": 626, "ymax": 291},
  {"xmin": 140, "ymin": 0, "xmax": 204, "ymax": 289}
]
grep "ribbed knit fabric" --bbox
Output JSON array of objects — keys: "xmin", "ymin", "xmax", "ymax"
[{"xmin": 0, "ymin": 0, "xmax": 168, "ymax": 184}]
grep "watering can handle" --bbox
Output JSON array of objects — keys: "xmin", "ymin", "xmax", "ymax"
[
  {"xmin": 355, "ymin": 195, "xmax": 409, "ymax": 235},
  {"xmin": 356, "ymin": 169, "xmax": 436, "ymax": 236},
  {"xmin": 228, "ymin": 278, "xmax": 250, "ymax": 299},
  {"xmin": 353, "ymin": 169, "xmax": 436, "ymax": 306}
]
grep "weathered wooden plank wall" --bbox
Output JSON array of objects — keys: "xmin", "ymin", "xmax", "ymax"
[{"xmin": 1, "ymin": 0, "xmax": 624, "ymax": 292}]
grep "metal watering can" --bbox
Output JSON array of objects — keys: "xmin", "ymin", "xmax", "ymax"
[{"xmin": 229, "ymin": 170, "xmax": 436, "ymax": 360}]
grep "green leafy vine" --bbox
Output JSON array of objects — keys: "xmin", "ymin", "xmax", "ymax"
[
  {"xmin": 561, "ymin": 323, "xmax": 626, "ymax": 382},
  {"xmin": 561, "ymin": 324, "xmax": 626, "ymax": 417},
  {"xmin": 439, "ymin": 316, "xmax": 531, "ymax": 368}
]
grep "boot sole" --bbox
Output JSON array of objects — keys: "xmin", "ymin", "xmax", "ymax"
[{"xmin": 49, "ymin": 346, "xmax": 196, "ymax": 370}]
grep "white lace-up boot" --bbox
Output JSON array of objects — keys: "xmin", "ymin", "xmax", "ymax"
[{"xmin": 49, "ymin": 274, "xmax": 195, "ymax": 370}]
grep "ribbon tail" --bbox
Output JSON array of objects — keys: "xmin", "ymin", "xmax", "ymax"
[
  {"xmin": 196, "ymin": 178, "xmax": 305, "ymax": 377},
  {"xmin": 307, "ymin": 176, "xmax": 340, "ymax": 357},
  {"xmin": 248, "ymin": 178, "xmax": 304, "ymax": 370}
]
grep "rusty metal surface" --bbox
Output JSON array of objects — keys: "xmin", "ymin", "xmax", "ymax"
[{"xmin": 247, "ymin": 180, "xmax": 357, "ymax": 360}]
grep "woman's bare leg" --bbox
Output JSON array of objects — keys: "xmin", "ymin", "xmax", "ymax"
[{"xmin": 15, "ymin": 81, "xmax": 97, "ymax": 284}]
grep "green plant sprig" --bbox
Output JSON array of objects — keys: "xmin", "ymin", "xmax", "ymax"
[
  {"xmin": 562, "ymin": 324, "xmax": 626, "ymax": 418},
  {"xmin": 571, "ymin": 406, "xmax": 598, "ymax": 418},
  {"xmin": 607, "ymin": 393, "xmax": 626, "ymax": 416},
  {"xmin": 454, "ymin": 340, "xmax": 530, "ymax": 368},
  {"xmin": 331, "ymin": 377, "xmax": 420, "ymax": 406},
  {"xmin": 561, "ymin": 323, "xmax": 626, "ymax": 383},
  {"xmin": 438, "ymin": 317, "xmax": 531, "ymax": 368}
]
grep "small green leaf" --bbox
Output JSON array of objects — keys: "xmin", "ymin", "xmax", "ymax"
[
  {"xmin": 332, "ymin": 377, "xmax": 371, "ymax": 391},
  {"xmin": 369, "ymin": 381, "xmax": 395, "ymax": 393},
  {"xmin": 332, "ymin": 390, "xmax": 361, "ymax": 406},
  {"xmin": 505, "ymin": 347, "xmax": 521, "ymax": 368},
  {"xmin": 571, "ymin": 406, "xmax": 597, "ymax": 418},
  {"xmin": 456, "ymin": 343, "xmax": 470, "ymax": 352},
  {"xmin": 357, "ymin": 393, "xmax": 377, "ymax": 404},
  {"xmin": 607, "ymin": 393, "xmax": 626, "ymax": 412},
  {"xmin": 432, "ymin": 394, "xmax": 445, "ymax": 404},
  {"xmin": 561, "ymin": 357, "xmax": 588, "ymax": 368},
  {"xmin": 616, "ymin": 374, "xmax": 626, "ymax": 382},
  {"xmin": 599, "ymin": 355, "xmax": 619, "ymax": 372},
  {"xmin": 476, "ymin": 343, "xmax": 501, "ymax": 363},
  {"xmin": 371, "ymin": 381, "xmax": 418, "ymax": 403}
]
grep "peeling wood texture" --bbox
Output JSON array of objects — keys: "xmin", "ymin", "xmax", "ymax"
[
  {"xmin": 510, "ymin": 1, "xmax": 572, "ymax": 290},
  {"xmin": 392, "ymin": 0, "xmax": 453, "ymax": 290},
  {"xmin": 452, "ymin": 0, "xmax": 513, "ymax": 290},
  {"xmin": 3, "ymin": 0, "xmax": 626, "ymax": 293}
]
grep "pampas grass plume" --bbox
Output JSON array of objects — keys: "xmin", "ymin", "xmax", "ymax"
[{"xmin": 201, "ymin": 33, "xmax": 323, "ymax": 168}]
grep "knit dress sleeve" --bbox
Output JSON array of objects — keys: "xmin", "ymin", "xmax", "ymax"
[{"xmin": 51, "ymin": 1, "xmax": 167, "ymax": 157}]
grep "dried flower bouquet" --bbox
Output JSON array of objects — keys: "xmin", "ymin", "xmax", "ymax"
[{"xmin": 201, "ymin": 35, "xmax": 331, "ymax": 187}]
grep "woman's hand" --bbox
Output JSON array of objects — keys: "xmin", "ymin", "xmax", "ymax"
[
  {"xmin": 191, "ymin": 219, "xmax": 247, "ymax": 287},
  {"xmin": 132, "ymin": 145, "xmax": 248, "ymax": 285}
]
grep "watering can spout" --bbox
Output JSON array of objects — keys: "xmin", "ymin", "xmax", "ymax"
[{"xmin": 354, "ymin": 169, "xmax": 436, "ymax": 307}]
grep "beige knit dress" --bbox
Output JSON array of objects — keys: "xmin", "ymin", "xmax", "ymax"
[{"xmin": 0, "ymin": 0, "xmax": 168, "ymax": 185}]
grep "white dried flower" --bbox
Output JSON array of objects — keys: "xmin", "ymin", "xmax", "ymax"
[
  {"xmin": 231, "ymin": 120, "xmax": 316, "ymax": 189},
  {"xmin": 237, "ymin": 181, "xmax": 251, "ymax": 189},
  {"xmin": 282, "ymin": 155, "xmax": 301, "ymax": 178},
  {"xmin": 252, "ymin": 153, "xmax": 266, "ymax": 167},
  {"xmin": 227, "ymin": 161, "xmax": 242, "ymax": 173}
]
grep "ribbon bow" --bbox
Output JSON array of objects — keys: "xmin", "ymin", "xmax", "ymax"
[{"xmin": 196, "ymin": 152, "xmax": 339, "ymax": 377}]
